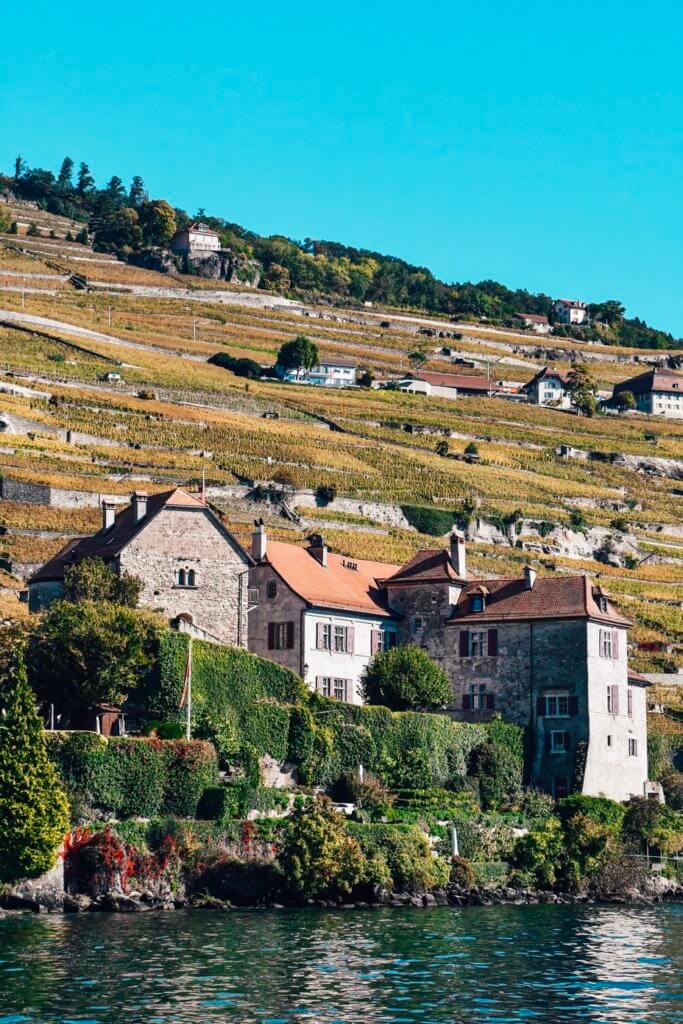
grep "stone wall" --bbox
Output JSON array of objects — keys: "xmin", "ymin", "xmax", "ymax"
[
  {"xmin": 1, "ymin": 477, "xmax": 51, "ymax": 504},
  {"xmin": 120, "ymin": 506, "xmax": 250, "ymax": 646},
  {"xmin": 248, "ymin": 562, "xmax": 306, "ymax": 675}
]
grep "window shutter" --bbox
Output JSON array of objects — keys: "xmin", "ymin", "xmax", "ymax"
[
  {"xmin": 485, "ymin": 693, "xmax": 495, "ymax": 710},
  {"xmin": 462, "ymin": 693, "xmax": 472, "ymax": 710},
  {"xmin": 612, "ymin": 630, "xmax": 619, "ymax": 660},
  {"xmin": 612, "ymin": 685, "xmax": 620, "ymax": 715},
  {"xmin": 459, "ymin": 631, "xmax": 469, "ymax": 657},
  {"xmin": 544, "ymin": 733, "xmax": 551, "ymax": 753},
  {"xmin": 347, "ymin": 627, "xmax": 354, "ymax": 654},
  {"xmin": 487, "ymin": 629, "xmax": 498, "ymax": 656},
  {"xmin": 371, "ymin": 629, "xmax": 380, "ymax": 656},
  {"xmin": 568, "ymin": 695, "xmax": 579, "ymax": 716},
  {"xmin": 316, "ymin": 623, "xmax": 324, "ymax": 650},
  {"xmin": 267, "ymin": 623, "xmax": 275, "ymax": 650},
  {"xmin": 315, "ymin": 676, "xmax": 322, "ymax": 692},
  {"xmin": 286, "ymin": 622, "xmax": 295, "ymax": 649},
  {"xmin": 536, "ymin": 696, "xmax": 545, "ymax": 716}
]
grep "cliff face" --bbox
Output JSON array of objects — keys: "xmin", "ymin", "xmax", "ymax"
[{"xmin": 129, "ymin": 248, "xmax": 262, "ymax": 287}]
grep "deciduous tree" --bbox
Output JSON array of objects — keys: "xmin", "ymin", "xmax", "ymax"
[{"xmin": 361, "ymin": 645, "xmax": 452, "ymax": 711}]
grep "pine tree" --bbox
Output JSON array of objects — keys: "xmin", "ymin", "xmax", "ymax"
[
  {"xmin": 128, "ymin": 175, "xmax": 146, "ymax": 208},
  {"xmin": 77, "ymin": 161, "xmax": 95, "ymax": 195},
  {"xmin": 0, "ymin": 641, "xmax": 69, "ymax": 882},
  {"xmin": 57, "ymin": 157, "xmax": 74, "ymax": 192}
]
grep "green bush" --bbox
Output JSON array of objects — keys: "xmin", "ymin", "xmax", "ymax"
[
  {"xmin": 279, "ymin": 798, "xmax": 365, "ymax": 900},
  {"xmin": 450, "ymin": 854, "xmax": 474, "ymax": 888},
  {"xmin": 361, "ymin": 646, "xmax": 452, "ymax": 711},
  {"xmin": 47, "ymin": 734, "xmax": 217, "ymax": 820},
  {"xmin": 349, "ymin": 822, "xmax": 450, "ymax": 893},
  {"xmin": 469, "ymin": 741, "xmax": 523, "ymax": 810},
  {"xmin": 400, "ymin": 505, "xmax": 456, "ymax": 536}
]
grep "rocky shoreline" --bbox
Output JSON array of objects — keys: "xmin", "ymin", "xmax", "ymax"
[{"xmin": 2, "ymin": 882, "xmax": 682, "ymax": 917}]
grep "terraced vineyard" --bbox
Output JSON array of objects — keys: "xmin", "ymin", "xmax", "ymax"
[{"xmin": 0, "ymin": 216, "xmax": 680, "ymax": 676}]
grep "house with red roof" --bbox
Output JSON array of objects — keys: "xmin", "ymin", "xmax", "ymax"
[
  {"xmin": 28, "ymin": 488, "xmax": 252, "ymax": 646},
  {"xmin": 611, "ymin": 367, "xmax": 683, "ymax": 419},
  {"xmin": 523, "ymin": 366, "xmax": 574, "ymax": 409},
  {"xmin": 553, "ymin": 298, "xmax": 588, "ymax": 325},
  {"xmin": 249, "ymin": 524, "xmax": 649, "ymax": 801}
]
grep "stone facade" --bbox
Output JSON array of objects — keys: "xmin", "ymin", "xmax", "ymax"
[{"xmin": 119, "ymin": 506, "xmax": 250, "ymax": 646}]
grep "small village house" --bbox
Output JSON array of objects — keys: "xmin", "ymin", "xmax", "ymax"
[
  {"xmin": 553, "ymin": 298, "xmax": 589, "ymax": 325},
  {"xmin": 28, "ymin": 488, "xmax": 252, "ymax": 646},
  {"xmin": 248, "ymin": 524, "xmax": 398, "ymax": 703},
  {"xmin": 611, "ymin": 367, "xmax": 683, "ymax": 419},
  {"xmin": 513, "ymin": 313, "xmax": 551, "ymax": 335},
  {"xmin": 397, "ymin": 370, "xmax": 521, "ymax": 401},
  {"xmin": 523, "ymin": 366, "xmax": 574, "ymax": 408},
  {"xmin": 276, "ymin": 358, "xmax": 358, "ymax": 388},
  {"xmin": 170, "ymin": 221, "xmax": 221, "ymax": 255}
]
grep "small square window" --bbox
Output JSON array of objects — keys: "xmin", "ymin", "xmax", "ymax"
[{"xmin": 550, "ymin": 731, "xmax": 568, "ymax": 753}]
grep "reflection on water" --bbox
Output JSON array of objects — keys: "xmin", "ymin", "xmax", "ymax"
[{"xmin": 0, "ymin": 904, "xmax": 681, "ymax": 1023}]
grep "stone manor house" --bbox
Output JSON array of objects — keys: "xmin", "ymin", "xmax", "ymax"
[{"xmin": 29, "ymin": 490, "xmax": 650, "ymax": 802}]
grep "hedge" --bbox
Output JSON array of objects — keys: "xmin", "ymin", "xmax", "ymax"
[
  {"xmin": 400, "ymin": 505, "xmax": 457, "ymax": 536},
  {"xmin": 46, "ymin": 733, "xmax": 218, "ymax": 819}
]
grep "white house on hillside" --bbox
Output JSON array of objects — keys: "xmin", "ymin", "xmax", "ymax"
[
  {"xmin": 523, "ymin": 367, "xmax": 574, "ymax": 409},
  {"xmin": 170, "ymin": 222, "xmax": 221, "ymax": 255},
  {"xmin": 276, "ymin": 359, "xmax": 357, "ymax": 388},
  {"xmin": 554, "ymin": 298, "xmax": 588, "ymax": 325}
]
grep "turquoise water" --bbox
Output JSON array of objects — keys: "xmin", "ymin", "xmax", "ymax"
[{"xmin": 0, "ymin": 904, "xmax": 682, "ymax": 1023}]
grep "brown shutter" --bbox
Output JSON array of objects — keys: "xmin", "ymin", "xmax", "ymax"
[
  {"xmin": 613, "ymin": 630, "xmax": 619, "ymax": 660},
  {"xmin": 371, "ymin": 629, "xmax": 380, "ymax": 655},
  {"xmin": 485, "ymin": 693, "xmax": 495, "ymax": 710},
  {"xmin": 544, "ymin": 733, "xmax": 551, "ymax": 753},
  {"xmin": 347, "ymin": 626, "xmax": 354, "ymax": 654},
  {"xmin": 286, "ymin": 622, "xmax": 295, "ymax": 649},
  {"xmin": 568, "ymin": 695, "xmax": 579, "ymax": 716},
  {"xmin": 267, "ymin": 622, "xmax": 275, "ymax": 650},
  {"xmin": 612, "ymin": 685, "xmax": 620, "ymax": 715},
  {"xmin": 488, "ymin": 629, "xmax": 498, "ymax": 656},
  {"xmin": 462, "ymin": 693, "xmax": 472, "ymax": 710},
  {"xmin": 316, "ymin": 623, "xmax": 324, "ymax": 650},
  {"xmin": 459, "ymin": 631, "xmax": 469, "ymax": 656},
  {"xmin": 536, "ymin": 696, "xmax": 545, "ymax": 716}
]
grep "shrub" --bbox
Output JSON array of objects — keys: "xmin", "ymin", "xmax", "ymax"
[
  {"xmin": 315, "ymin": 484, "xmax": 337, "ymax": 504},
  {"xmin": 361, "ymin": 646, "xmax": 452, "ymax": 711},
  {"xmin": 349, "ymin": 822, "xmax": 450, "ymax": 893},
  {"xmin": 449, "ymin": 854, "xmax": 474, "ymax": 889},
  {"xmin": 464, "ymin": 441, "xmax": 479, "ymax": 456},
  {"xmin": 469, "ymin": 741, "xmax": 522, "ymax": 810},
  {"xmin": 192, "ymin": 853, "xmax": 283, "ymax": 905},
  {"xmin": 278, "ymin": 797, "xmax": 365, "ymax": 900},
  {"xmin": 0, "ymin": 646, "xmax": 69, "ymax": 882},
  {"xmin": 63, "ymin": 557, "xmax": 142, "ymax": 607},
  {"xmin": 512, "ymin": 816, "xmax": 564, "ymax": 888},
  {"xmin": 400, "ymin": 504, "xmax": 456, "ymax": 536}
]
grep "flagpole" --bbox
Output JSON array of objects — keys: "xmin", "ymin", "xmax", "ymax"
[{"xmin": 185, "ymin": 636, "xmax": 193, "ymax": 740}]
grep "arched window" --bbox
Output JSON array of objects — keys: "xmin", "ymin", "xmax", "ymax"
[
  {"xmin": 187, "ymin": 569, "xmax": 196, "ymax": 587},
  {"xmin": 177, "ymin": 569, "xmax": 186, "ymax": 587}
]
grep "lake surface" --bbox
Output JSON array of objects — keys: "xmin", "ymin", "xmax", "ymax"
[{"xmin": 0, "ymin": 904, "xmax": 682, "ymax": 1023}]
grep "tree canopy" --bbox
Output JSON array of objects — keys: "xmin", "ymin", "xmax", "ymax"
[
  {"xmin": 277, "ymin": 335, "xmax": 319, "ymax": 372},
  {"xmin": 361, "ymin": 645, "xmax": 452, "ymax": 711}
]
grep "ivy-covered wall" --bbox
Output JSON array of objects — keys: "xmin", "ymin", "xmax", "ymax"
[{"xmin": 46, "ymin": 733, "xmax": 218, "ymax": 819}]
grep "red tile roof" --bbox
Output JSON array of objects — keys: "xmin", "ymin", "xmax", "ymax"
[
  {"xmin": 612, "ymin": 367, "xmax": 683, "ymax": 398},
  {"xmin": 448, "ymin": 575, "xmax": 630, "ymax": 626},
  {"xmin": 410, "ymin": 371, "xmax": 492, "ymax": 392},
  {"xmin": 382, "ymin": 548, "xmax": 469, "ymax": 585},
  {"xmin": 515, "ymin": 313, "xmax": 549, "ymax": 324},
  {"xmin": 523, "ymin": 366, "xmax": 573, "ymax": 391},
  {"xmin": 30, "ymin": 488, "xmax": 245, "ymax": 583},
  {"xmin": 264, "ymin": 541, "xmax": 399, "ymax": 617}
]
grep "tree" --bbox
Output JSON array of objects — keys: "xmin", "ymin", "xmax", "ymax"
[
  {"xmin": 75, "ymin": 227, "xmax": 89, "ymax": 244},
  {"xmin": 590, "ymin": 300, "xmax": 625, "ymax": 326},
  {"xmin": 0, "ymin": 637, "xmax": 69, "ymax": 882},
  {"xmin": 464, "ymin": 441, "xmax": 479, "ymax": 455},
  {"xmin": 77, "ymin": 162, "xmax": 95, "ymax": 196},
  {"xmin": 138, "ymin": 199, "xmax": 177, "ymax": 246},
  {"xmin": 104, "ymin": 175, "xmax": 126, "ymax": 207},
  {"xmin": 278, "ymin": 797, "xmax": 365, "ymax": 899},
  {"xmin": 616, "ymin": 389, "xmax": 636, "ymax": 412},
  {"xmin": 27, "ymin": 600, "xmax": 159, "ymax": 712},
  {"xmin": 0, "ymin": 204, "xmax": 11, "ymax": 233},
  {"xmin": 408, "ymin": 348, "xmax": 428, "ymax": 371},
  {"xmin": 13, "ymin": 155, "xmax": 26, "ymax": 180},
  {"xmin": 276, "ymin": 336, "xmax": 319, "ymax": 376},
  {"xmin": 435, "ymin": 440, "xmax": 449, "ymax": 457},
  {"xmin": 92, "ymin": 207, "xmax": 142, "ymax": 250},
  {"xmin": 567, "ymin": 363, "xmax": 598, "ymax": 417},
  {"xmin": 361, "ymin": 645, "xmax": 452, "ymax": 711},
  {"xmin": 62, "ymin": 557, "xmax": 141, "ymax": 607},
  {"xmin": 128, "ymin": 175, "xmax": 147, "ymax": 208},
  {"xmin": 56, "ymin": 157, "xmax": 74, "ymax": 192}
]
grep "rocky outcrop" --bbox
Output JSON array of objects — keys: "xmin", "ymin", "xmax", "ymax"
[
  {"xmin": 128, "ymin": 247, "xmax": 262, "ymax": 287},
  {"xmin": 613, "ymin": 453, "xmax": 683, "ymax": 481}
]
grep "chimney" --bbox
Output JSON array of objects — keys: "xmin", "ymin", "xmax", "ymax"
[
  {"xmin": 449, "ymin": 528, "xmax": 466, "ymax": 578},
  {"xmin": 308, "ymin": 533, "xmax": 328, "ymax": 568},
  {"xmin": 102, "ymin": 500, "xmax": 116, "ymax": 531},
  {"xmin": 252, "ymin": 519, "xmax": 267, "ymax": 561},
  {"xmin": 133, "ymin": 491, "xmax": 148, "ymax": 523},
  {"xmin": 524, "ymin": 565, "xmax": 537, "ymax": 590}
]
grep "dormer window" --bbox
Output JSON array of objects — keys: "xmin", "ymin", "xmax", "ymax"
[{"xmin": 471, "ymin": 594, "xmax": 485, "ymax": 613}]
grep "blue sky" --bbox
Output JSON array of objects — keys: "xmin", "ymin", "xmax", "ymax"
[{"xmin": 2, "ymin": 0, "xmax": 683, "ymax": 333}]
